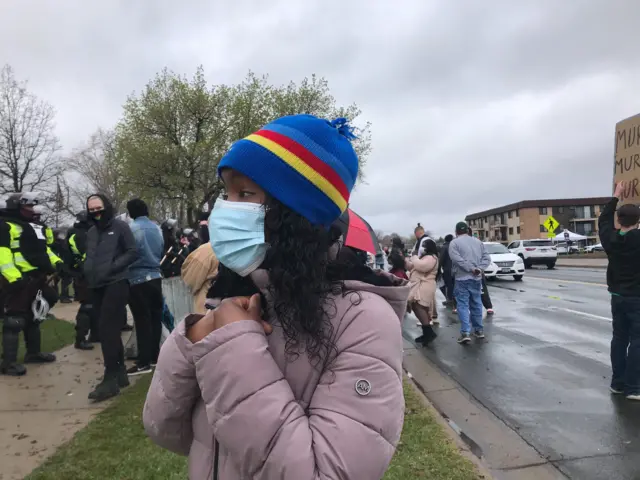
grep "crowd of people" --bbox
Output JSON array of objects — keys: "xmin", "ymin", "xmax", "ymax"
[
  {"xmin": 384, "ymin": 222, "xmax": 492, "ymax": 346},
  {"xmin": 2, "ymin": 112, "xmax": 638, "ymax": 479},
  {"xmin": 0, "ymin": 191, "xmax": 206, "ymax": 401}
]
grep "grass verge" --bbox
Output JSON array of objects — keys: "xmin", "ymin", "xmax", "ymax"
[
  {"xmin": 0, "ymin": 316, "xmax": 75, "ymax": 363},
  {"xmin": 27, "ymin": 377, "xmax": 480, "ymax": 480}
]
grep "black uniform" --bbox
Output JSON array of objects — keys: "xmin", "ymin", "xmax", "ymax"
[
  {"xmin": 66, "ymin": 213, "xmax": 96, "ymax": 348},
  {"xmin": 0, "ymin": 203, "xmax": 59, "ymax": 376}
]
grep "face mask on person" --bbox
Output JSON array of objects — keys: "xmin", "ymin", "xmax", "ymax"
[{"xmin": 208, "ymin": 199, "xmax": 268, "ymax": 277}]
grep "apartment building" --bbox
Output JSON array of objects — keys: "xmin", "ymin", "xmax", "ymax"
[{"xmin": 465, "ymin": 197, "xmax": 611, "ymax": 244}]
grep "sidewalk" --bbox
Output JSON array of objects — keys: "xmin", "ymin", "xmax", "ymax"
[
  {"xmin": 0, "ymin": 302, "xmax": 137, "ymax": 480},
  {"xmin": 556, "ymin": 257, "xmax": 607, "ymax": 268}
]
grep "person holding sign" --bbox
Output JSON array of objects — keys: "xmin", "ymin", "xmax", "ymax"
[{"xmin": 598, "ymin": 181, "xmax": 640, "ymax": 401}]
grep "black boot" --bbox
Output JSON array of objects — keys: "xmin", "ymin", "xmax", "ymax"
[
  {"xmin": 88, "ymin": 371, "xmax": 120, "ymax": 402},
  {"xmin": 1, "ymin": 320, "xmax": 26, "ymax": 376},
  {"xmin": 75, "ymin": 339, "xmax": 94, "ymax": 350},
  {"xmin": 117, "ymin": 364, "xmax": 130, "ymax": 388},
  {"xmin": 24, "ymin": 352, "xmax": 56, "ymax": 363},
  {"xmin": 415, "ymin": 325, "xmax": 437, "ymax": 345}
]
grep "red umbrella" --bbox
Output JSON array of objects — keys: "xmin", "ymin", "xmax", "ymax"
[{"xmin": 335, "ymin": 209, "xmax": 382, "ymax": 256}]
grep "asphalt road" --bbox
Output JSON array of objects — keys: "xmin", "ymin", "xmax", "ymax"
[{"xmin": 403, "ymin": 266, "xmax": 640, "ymax": 480}]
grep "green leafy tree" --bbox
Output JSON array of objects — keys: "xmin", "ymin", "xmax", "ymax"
[{"xmin": 114, "ymin": 68, "xmax": 371, "ymax": 226}]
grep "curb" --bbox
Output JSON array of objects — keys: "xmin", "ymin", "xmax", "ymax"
[
  {"xmin": 556, "ymin": 263, "xmax": 607, "ymax": 269},
  {"xmin": 404, "ymin": 369, "xmax": 494, "ymax": 479}
]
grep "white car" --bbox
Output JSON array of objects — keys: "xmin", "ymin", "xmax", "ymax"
[
  {"xmin": 585, "ymin": 243, "xmax": 604, "ymax": 253},
  {"xmin": 483, "ymin": 242, "xmax": 525, "ymax": 281},
  {"xmin": 508, "ymin": 239, "xmax": 557, "ymax": 269}
]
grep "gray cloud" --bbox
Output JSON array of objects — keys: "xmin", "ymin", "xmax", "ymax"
[{"xmin": 1, "ymin": 0, "xmax": 639, "ymax": 235}]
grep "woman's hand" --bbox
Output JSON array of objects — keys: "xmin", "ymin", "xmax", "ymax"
[{"xmin": 186, "ymin": 294, "xmax": 272, "ymax": 343}]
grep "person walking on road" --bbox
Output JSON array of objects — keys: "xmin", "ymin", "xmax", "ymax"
[
  {"xmin": 144, "ymin": 114, "xmax": 407, "ymax": 480},
  {"xmin": 126, "ymin": 199, "xmax": 164, "ymax": 376},
  {"xmin": 449, "ymin": 221, "xmax": 491, "ymax": 344},
  {"xmin": 84, "ymin": 194, "xmax": 137, "ymax": 402},
  {"xmin": 439, "ymin": 234, "xmax": 455, "ymax": 305},
  {"xmin": 598, "ymin": 181, "xmax": 640, "ymax": 401},
  {"xmin": 407, "ymin": 238, "xmax": 439, "ymax": 344}
]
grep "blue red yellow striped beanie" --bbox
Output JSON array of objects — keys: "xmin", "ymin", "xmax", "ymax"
[{"xmin": 218, "ymin": 114, "xmax": 359, "ymax": 226}]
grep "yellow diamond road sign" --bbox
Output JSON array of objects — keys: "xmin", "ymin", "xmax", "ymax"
[{"xmin": 544, "ymin": 215, "xmax": 559, "ymax": 233}]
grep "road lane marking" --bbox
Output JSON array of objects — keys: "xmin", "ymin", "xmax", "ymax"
[
  {"xmin": 526, "ymin": 276, "xmax": 607, "ymax": 288},
  {"xmin": 548, "ymin": 306, "xmax": 612, "ymax": 322}
]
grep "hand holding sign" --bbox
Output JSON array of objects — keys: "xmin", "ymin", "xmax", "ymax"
[{"xmin": 614, "ymin": 181, "xmax": 626, "ymax": 200}]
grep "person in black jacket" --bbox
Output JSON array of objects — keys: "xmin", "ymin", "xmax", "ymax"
[
  {"xmin": 598, "ymin": 181, "xmax": 640, "ymax": 401},
  {"xmin": 439, "ymin": 234, "xmax": 454, "ymax": 305},
  {"xmin": 84, "ymin": 193, "xmax": 137, "ymax": 402}
]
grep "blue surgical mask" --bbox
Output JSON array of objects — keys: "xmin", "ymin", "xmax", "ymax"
[{"xmin": 208, "ymin": 199, "xmax": 269, "ymax": 277}]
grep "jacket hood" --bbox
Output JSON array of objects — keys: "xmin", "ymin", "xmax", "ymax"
[
  {"xmin": 249, "ymin": 268, "xmax": 409, "ymax": 322},
  {"xmin": 86, "ymin": 193, "xmax": 114, "ymax": 228}
]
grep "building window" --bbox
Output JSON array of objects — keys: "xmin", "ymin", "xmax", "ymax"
[
  {"xmin": 517, "ymin": 226, "xmax": 521, "ymax": 234},
  {"xmin": 509, "ymin": 227, "xmax": 513, "ymax": 235},
  {"xmin": 558, "ymin": 207, "xmax": 564, "ymax": 213},
  {"xmin": 539, "ymin": 207, "xmax": 548, "ymax": 215},
  {"xmin": 539, "ymin": 224, "xmax": 546, "ymax": 233},
  {"xmin": 508, "ymin": 211, "xmax": 512, "ymax": 219},
  {"xmin": 515, "ymin": 209, "xmax": 519, "ymax": 217}
]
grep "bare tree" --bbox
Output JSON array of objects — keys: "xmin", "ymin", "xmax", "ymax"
[
  {"xmin": 0, "ymin": 64, "xmax": 62, "ymax": 194},
  {"xmin": 68, "ymin": 128, "xmax": 129, "ymax": 212}
]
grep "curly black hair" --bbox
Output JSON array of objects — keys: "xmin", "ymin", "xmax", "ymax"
[{"xmin": 208, "ymin": 196, "xmax": 344, "ymax": 367}]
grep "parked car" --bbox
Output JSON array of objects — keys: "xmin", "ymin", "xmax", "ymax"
[
  {"xmin": 483, "ymin": 242, "xmax": 525, "ymax": 281},
  {"xmin": 555, "ymin": 242, "xmax": 581, "ymax": 254},
  {"xmin": 585, "ymin": 243, "xmax": 604, "ymax": 253},
  {"xmin": 508, "ymin": 239, "xmax": 557, "ymax": 269}
]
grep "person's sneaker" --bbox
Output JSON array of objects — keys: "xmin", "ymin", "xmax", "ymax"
[
  {"xmin": 610, "ymin": 386, "xmax": 624, "ymax": 395},
  {"xmin": 118, "ymin": 366, "xmax": 130, "ymax": 388},
  {"xmin": 457, "ymin": 333, "xmax": 471, "ymax": 344},
  {"xmin": 126, "ymin": 364, "xmax": 152, "ymax": 376},
  {"xmin": 474, "ymin": 329, "xmax": 486, "ymax": 339},
  {"xmin": 88, "ymin": 375, "xmax": 120, "ymax": 402},
  {"xmin": 486, "ymin": 309, "xmax": 495, "ymax": 315},
  {"xmin": 24, "ymin": 352, "xmax": 56, "ymax": 363},
  {"xmin": 74, "ymin": 340, "xmax": 94, "ymax": 351},
  {"xmin": 0, "ymin": 362, "xmax": 26, "ymax": 376},
  {"xmin": 626, "ymin": 393, "xmax": 640, "ymax": 401}
]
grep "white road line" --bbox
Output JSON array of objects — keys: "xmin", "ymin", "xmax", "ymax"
[{"xmin": 548, "ymin": 306, "xmax": 612, "ymax": 322}]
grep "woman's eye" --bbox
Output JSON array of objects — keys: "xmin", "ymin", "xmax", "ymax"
[{"xmin": 239, "ymin": 191, "xmax": 254, "ymax": 199}]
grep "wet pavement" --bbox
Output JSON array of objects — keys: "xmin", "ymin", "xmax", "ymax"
[{"xmin": 403, "ymin": 266, "xmax": 640, "ymax": 480}]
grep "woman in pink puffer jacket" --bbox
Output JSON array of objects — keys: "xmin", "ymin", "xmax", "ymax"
[{"xmin": 143, "ymin": 114, "xmax": 408, "ymax": 479}]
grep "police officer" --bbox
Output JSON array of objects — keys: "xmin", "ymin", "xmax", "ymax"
[
  {"xmin": 0, "ymin": 193, "xmax": 61, "ymax": 376},
  {"xmin": 66, "ymin": 211, "xmax": 95, "ymax": 350}
]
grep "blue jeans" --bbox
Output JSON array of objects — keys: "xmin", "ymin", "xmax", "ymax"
[
  {"xmin": 611, "ymin": 295, "xmax": 640, "ymax": 394},
  {"xmin": 454, "ymin": 279, "xmax": 483, "ymax": 334}
]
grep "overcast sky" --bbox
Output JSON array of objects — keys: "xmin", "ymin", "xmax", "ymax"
[{"xmin": 2, "ymin": 0, "xmax": 639, "ymax": 237}]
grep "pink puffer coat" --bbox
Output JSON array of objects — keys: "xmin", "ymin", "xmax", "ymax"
[{"xmin": 143, "ymin": 269, "xmax": 408, "ymax": 479}]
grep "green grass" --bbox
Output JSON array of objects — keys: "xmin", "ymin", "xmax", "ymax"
[
  {"xmin": 27, "ymin": 378, "xmax": 480, "ymax": 480},
  {"xmin": 0, "ymin": 316, "xmax": 75, "ymax": 362},
  {"xmin": 384, "ymin": 380, "xmax": 481, "ymax": 480}
]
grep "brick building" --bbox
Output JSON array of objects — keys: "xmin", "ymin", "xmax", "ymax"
[{"xmin": 465, "ymin": 197, "xmax": 611, "ymax": 244}]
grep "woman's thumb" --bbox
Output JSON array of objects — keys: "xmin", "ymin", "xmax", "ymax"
[{"xmin": 248, "ymin": 294, "xmax": 261, "ymax": 316}]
